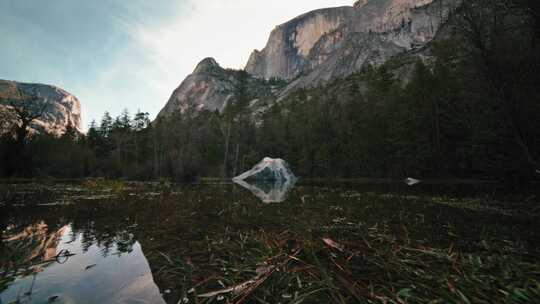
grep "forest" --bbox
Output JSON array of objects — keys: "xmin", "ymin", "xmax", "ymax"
[{"xmin": 1, "ymin": 0, "xmax": 539, "ymax": 184}]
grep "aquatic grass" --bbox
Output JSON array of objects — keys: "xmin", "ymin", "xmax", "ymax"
[
  {"xmin": 82, "ymin": 178, "xmax": 126, "ymax": 193},
  {"xmin": 151, "ymin": 202, "xmax": 538, "ymax": 303},
  {"xmin": 1, "ymin": 182, "xmax": 539, "ymax": 303},
  {"xmin": 141, "ymin": 186, "xmax": 539, "ymax": 303},
  {"xmin": 151, "ymin": 223, "xmax": 539, "ymax": 304}
]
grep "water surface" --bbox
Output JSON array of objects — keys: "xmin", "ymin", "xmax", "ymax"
[{"xmin": 1, "ymin": 180, "xmax": 538, "ymax": 303}]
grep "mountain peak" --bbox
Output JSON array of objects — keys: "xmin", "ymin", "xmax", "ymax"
[
  {"xmin": 160, "ymin": 0, "xmax": 456, "ymax": 117},
  {"xmin": 353, "ymin": 0, "xmax": 370, "ymax": 9},
  {"xmin": 193, "ymin": 57, "xmax": 221, "ymax": 74}
]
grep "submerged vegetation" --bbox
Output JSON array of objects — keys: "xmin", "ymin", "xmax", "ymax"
[
  {"xmin": 1, "ymin": 181, "xmax": 538, "ymax": 303},
  {"xmin": 170, "ymin": 225, "xmax": 539, "ymax": 303}
]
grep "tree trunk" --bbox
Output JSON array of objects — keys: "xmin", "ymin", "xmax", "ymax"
[
  {"xmin": 222, "ymin": 123, "xmax": 231, "ymax": 178},
  {"xmin": 233, "ymin": 143, "xmax": 240, "ymax": 177},
  {"xmin": 153, "ymin": 133, "xmax": 159, "ymax": 179}
]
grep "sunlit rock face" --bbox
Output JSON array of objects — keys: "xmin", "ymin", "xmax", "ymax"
[
  {"xmin": 158, "ymin": 58, "xmax": 237, "ymax": 116},
  {"xmin": 0, "ymin": 80, "xmax": 82, "ymax": 136},
  {"xmin": 157, "ymin": 58, "xmax": 277, "ymax": 117},
  {"xmin": 158, "ymin": 0, "xmax": 459, "ymax": 117},
  {"xmin": 246, "ymin": 0, "xmax": 457, "ymax": 85},
  {"xmin": 245, "ymin": 7, "xmax": 353, "ymax": 80},
  {"xmin": 234, "ymin": 157, "xmax": 297, "ymax": 182}
]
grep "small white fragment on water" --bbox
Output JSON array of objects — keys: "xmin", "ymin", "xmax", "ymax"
[
  {"xmin": 37, "ymin": 201, "xmax": 73, "ymax": 206},
  {"xmin": 404, "ymin": 177, "xmax": 421, "ymax": 186},
  {"xmin": 536, "ymin": 170, "xmax": 540, "ymax": 175},
  {"xmin": 165, "ymin": 289, "xmax": 171, "ymax": 294},
  {"xmin": 282, "ymin": 294, "xmax": 292, "ymax": 299},
  {"xmin": 181, "ymin": 297, "xmax": 189, "ymax": 303},
  {"xmin": 217, "ymin": 295, "xmax": 225, "ymax": 301}
]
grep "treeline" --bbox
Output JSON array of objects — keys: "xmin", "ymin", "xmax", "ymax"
[{"xmin": 0, "ymin": 0, "xmax": 539, "ymax": 182}]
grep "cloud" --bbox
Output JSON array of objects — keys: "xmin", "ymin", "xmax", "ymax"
[
  {"xmin": 1, "ymin": 1, "xmax": 353, "ymax": 129},
  {"xmin": 112, "ymin": 0, "xmax": 352, "ymax": 122}
]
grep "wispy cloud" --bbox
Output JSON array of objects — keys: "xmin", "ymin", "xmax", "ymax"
[
  {"xmin": 118, "ymin": 0, "xmax": 353, "ymax": 119},
  {"xmin": 1, "ymin": 1, "xmax": 352, "ymax": 129}
]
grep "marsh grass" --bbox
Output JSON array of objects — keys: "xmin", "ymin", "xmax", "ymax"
[
  {"xmin": 153, "ymin": 226, "xmax": 539, "ymax": 303},
  {"xmin": 1, "ymin": 182, "xmax": 539, "ymax": 303},
  {"xmin": 140, "ymin": 187, "xmax": 540, "ymax": 303},
  {"xmin": 82, "ymin": 178, "xmax": 126, "ymax": 192}
]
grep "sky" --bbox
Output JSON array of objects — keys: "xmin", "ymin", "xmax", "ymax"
[{"xmin": 0, "ymin": 0, "xmax": 352, "ymax": 130}]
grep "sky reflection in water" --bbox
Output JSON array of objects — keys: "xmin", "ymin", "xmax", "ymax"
[
  {"xmin": 1, "ymin": 225, "xmax": 165, "ymax": 304},
  {"xmin": 0, "ymin": 181, "xmax": 538, "ymax": 304}
]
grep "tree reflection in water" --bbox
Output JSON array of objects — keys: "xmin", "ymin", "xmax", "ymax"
[
  {"xmin": 0, "ymin": 201, "xmax": 164, "ymax": 304},
  {"xmin": 0, "ymin": 181, "xmax": 538, "ymax": 303}
]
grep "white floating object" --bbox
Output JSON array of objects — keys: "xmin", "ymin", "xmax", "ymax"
[
  {"xmin": 233, "ymin": 157, "xmax": 297, "ymax": 203},
  {"xmin": 233, "ymin": 157, "xmax": 296, "ymax": 182},
  {"xmin": 404, "ymin": 177, "xmax": 421, "ymax": 186}
]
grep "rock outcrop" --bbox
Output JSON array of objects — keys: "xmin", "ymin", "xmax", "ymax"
[
  {"xmin": 245, "ymin": 7, "xmax": 354, "ymax": 81},
  {"xmin": 159, "ymin": 0, "xmax": 459, "ymax": 117},
  {"xmin": 0, "ymin": 79, "xmax": 82, "ymax": 136},
  {"xmin": 157, "ymin": 58, "xmax": 279, "ymax": 118},
  {"xmin": 247, "ymin": 0, "xmax": 457, "ymax": 88},
  {"xmin": 157, "ymin": 58, "xmax": 238, "ymax": 116}
]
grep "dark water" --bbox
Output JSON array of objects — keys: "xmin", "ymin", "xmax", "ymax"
[{"xmin": 0, "ymin": 180, "xmax": 538, "ymax": 303}]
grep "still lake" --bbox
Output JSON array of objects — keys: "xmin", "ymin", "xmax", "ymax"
[{"xmin": 1, "ymin": 180, "xmax": 538, "ymax": 303}]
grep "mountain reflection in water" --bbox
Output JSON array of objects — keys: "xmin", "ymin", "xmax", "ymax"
[{"xmin": 0, "ymin": 223, "xmax": 165, "ymax": 304}]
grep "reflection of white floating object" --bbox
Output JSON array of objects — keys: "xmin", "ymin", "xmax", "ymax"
[
  {"xmin": 233, "ymin": 178, "xmax": 296, "ymax": 203},
  {"xmin": 233, "ymin": 157, "xmax": 296, "ymax": 182},
  {"xmin": 404, "ymin": 177, "xmax": 421, "ymax": 186}
]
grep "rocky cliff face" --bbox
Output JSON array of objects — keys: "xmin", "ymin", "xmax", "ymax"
[
  {"xmin": 0, "ymin": 80, "xmax": 82, "ymax": 136},
  {"xmin": 245, "ymin": 7, "xmax": 354, "ymax": 81},
  {"xmin": 157, "ymin": 58, "xmax": 278, "ymax": 119},
  {"xmin": 158, "ymin": 58, "xmax": 238, "ymax": 116},
  {"xmin": 247, "ymin": 0, "xmax": 456, "ymax": 83},
  {"xmin": 159, "ymin": 0, "xmax": 458, "ymax": 116}
]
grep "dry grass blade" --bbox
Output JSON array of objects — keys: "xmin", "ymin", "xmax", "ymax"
[
  {"xmin": 322, "ymin": 238, "xmax": 344, "ymax": 252},
  {"xmin": 197, "ymin": 279, "xmax": 257, "ymax": 298}
]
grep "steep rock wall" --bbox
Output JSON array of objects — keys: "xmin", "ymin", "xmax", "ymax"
[{"xmin": 0, "ymin": 79, "xmax": 82, "ymax": 136}]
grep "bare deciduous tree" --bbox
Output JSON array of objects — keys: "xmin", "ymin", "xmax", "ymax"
[{"xmin": 0, "ymin": 88, "xmax": 48, "ymax": 175}]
